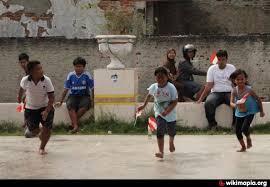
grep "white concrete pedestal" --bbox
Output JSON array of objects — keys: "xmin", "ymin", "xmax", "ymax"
[{"xmin": 94, "ymin": 69, "xmax": 138, "ymax": 122}]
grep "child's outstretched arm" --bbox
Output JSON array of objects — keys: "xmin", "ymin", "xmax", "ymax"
[
  {"xmin": 197, "ymin": 82, "xmax": 213, "ymax": 103},
  {"xmin": 137, "ymin": 94, "xmax": 152, "ymax": 112},
  {"xmin": 161, "ymin": 100, "xmax": 177, "ymax": 116},
  {"xmin": 230, "ymin": 91, "xmax": 236, "ymax": 108},
  {"xmin": 250, "ymin": 90, "xmax": 265, "ymax": 117},
  {"xmin": 55, "ymin": 89, "xmax": 69, "ymax": 107}
]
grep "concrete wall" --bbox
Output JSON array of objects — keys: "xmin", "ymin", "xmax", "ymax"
[
  {"xmin": 0, "ymin": 0, "xmax": 106, "ymax": 38},
  {"xmin": 1, "ymin": 36, "xmax": 270, "ymax": 103},
  {"xmin": 1, "ymin": 103, "xmax": 269, "ymax": 128},
  {"xmin": 1, "ymin": 0, "xmax": 270, "ymax": 38},
  {"xmin": 0, "ymin": 0, "xmax": 142, "ymax": 38},
  {"xmin": 0, "ymin": 103, "xmax": 93, "ymax": 124},
  {"xmin": 151, "ymin": 0, "xmax": 270, "ymax": 35}
]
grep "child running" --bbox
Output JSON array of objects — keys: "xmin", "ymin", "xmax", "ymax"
[
  {"xmin": 137, "ymin": 67, "xmax": 178, "ymax": 158},
  {"xmin": 230, "ymin": 69, "xmax": 265, "ymax": 152},
  {"xmin": 17, "ymin": 61, "xmax": 55, "ymax": 155}
]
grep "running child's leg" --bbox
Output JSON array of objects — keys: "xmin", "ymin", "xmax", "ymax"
[
  {"xmin": 241, "ymin": 115, "xmax": 255, "ymax": 149},
  {"xmin": 39, "ymin": 127, "xmax": 51, "ymax": 155},
  {"xmin": 167, "ymin": 121, "xmax": 176, "ymax": 152},
  {"xmin": 156, "ymin": 117, "xmax": 166, "ymax": 158},
  {"xmin": 39, "ymin": 108, "xmax": 54, "ymax": 155},
  {"xmin": 24, "ymin": 109, "xmax": 40, "ymax": 138},
  {"xmin": 235, "ymin": 117, "xmax": 246, "ymax": 152}
]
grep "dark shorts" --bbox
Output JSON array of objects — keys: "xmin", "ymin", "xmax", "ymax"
[
  {"xmin": 156, "ymin": 116, "xmax": 176, "ymax": 138},
  {"xmin": 24, "ymin": 107, "xmax": 54, "ymax": 131},
  {"xmin": 66, "ymin": 95, "xmax": 90, "ymax": 111}
]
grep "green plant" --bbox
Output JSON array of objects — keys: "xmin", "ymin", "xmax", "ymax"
[{"xmin": 1, "ymin": 121, "xmax": 270, "ymax": 136}]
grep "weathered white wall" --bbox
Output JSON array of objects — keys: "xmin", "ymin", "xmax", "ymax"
[
  {"xmin": 0, "ymin": 103, "xmax": 93, "ymax": 124},
  {"xmin": 0, "ymin": 0, "xmax": 105, "ymax": 38},
  {"xmin": 2, "ymin": 0, "xmax": 270, "ymax": 38},
  {"xmin": 1, "ymin": 103, "xmax": 269, "ymax": 128}
]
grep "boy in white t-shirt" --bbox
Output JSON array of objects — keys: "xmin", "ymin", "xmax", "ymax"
[
  {"xmin": 137, "ymin": 67, "xmax": 178, "ymax": 158},
  {"xmin": 17, "ymin": 61, "xmax": 55, "ymax": 155},
  {"xmin": 197, "ymin": 50, "xmax": 236, "ymax": 129}
]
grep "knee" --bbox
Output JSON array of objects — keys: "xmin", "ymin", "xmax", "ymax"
[
  {"xmin": 156, "ymin": 127, "xmax": 165, "ymax": 139},
  {"xmin": 156, "ymin": 133, "xmax": 164, "ymax": 139},
  {"xmin": 204, "ymin": 102, "xmax": 216, "ymax": 114},
  {"xmin": 205, "ymin": 99, "xmax": 215, "ymax": 109},
  {"xmin": 24, "ymin": 128, "xmax": 39, "ymax": 138},
  {"xmin": 168, "ymin": 131, "xmax": 176, "ymax": 137},
  {"xmin": 41, "ymin": 126, "xmax": 51, "ymax": 133},
  {"xmin": 24, "ymin": 130, "xmax": 33, "ymax": 138},
  {"xmin": 236, "ymin": 130, "xmax": 243, "ymax": 140},
  {"xmin": 242, "ymin": 128, "xmax": 250, "ymax": 137},
  {"xmin": 168, "ymin": 124, "xmax": 176, "ymax": 137}
]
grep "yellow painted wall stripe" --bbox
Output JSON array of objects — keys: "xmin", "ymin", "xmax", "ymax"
[
  {"xmin": 95, "ymin": 94, "xmax": 136, "ymax": 98},
  {"xmin": 95, "ymin": 102, "xmax": 136, "ymax": 105}
]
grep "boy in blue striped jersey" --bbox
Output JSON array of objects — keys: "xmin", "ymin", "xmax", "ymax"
[{"xmin": 56, "ymin": 57, "xmax": 94, "ymax": 133}]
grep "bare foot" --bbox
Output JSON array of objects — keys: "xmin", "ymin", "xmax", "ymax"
[
  {"xmin": 67, "ymin": 125, "xmax": 73, "ymax": 131},
  {"xmin": 39, "ymin": 149, "xmax": 48, "ymax": 155},
  {"xmin": 155, "ymin": 152, "xmax": 164, "ymax": 158},
  {"xmin": 70, "ymin": 128, "xmax": 79, "ymax": 134},
  {"xmin": 169, "ymin": 143, "xmax": 175, "ymax": 152},
  {"xmin": 236, "ymin": 147, "xmax": 246, "ymax": 152},
  {"xmin": 247, "ymin": 138, "xmax": 252, "ymax": 149}
]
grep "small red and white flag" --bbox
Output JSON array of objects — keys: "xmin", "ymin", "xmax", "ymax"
[
  {"xmin": 148, "ymin": 117, "xmax": 157, "ymax": 132},
  {"xmin": 236, "ymin": 93, "xmax": 250, "ymax": 105},
  {"xmin": 210, "ymin": 51, "xmax": 218, "ymax": 65},
  {"xmin": 16, "ymin": 103, "xmax": 24, "ymax": 113}
]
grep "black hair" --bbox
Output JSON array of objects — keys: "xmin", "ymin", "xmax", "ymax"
[
  {"xmin": 73, "ymin": 57, "xmax": 86, "ymax": 67},
  {"xmin": 216, "ymin": 50, "xmax": 228, "ymax": 59},
  {"xmin": 27, "ymin": 60, "xmax": 41, "ymax": 73},
  {"xmin": 231, "ymin": 69, "xmax": 248, "ymax": 79},
  {"xmin": 154, "ymin": 66, "xmax": 168, "ymax": 77},
  {"xmin": 229, "ymin": 69, "xmax": 249, "ymax": 86},
  {"xmin": 18, "ymin": 53, "xmax": 29, "ymax": 61}
]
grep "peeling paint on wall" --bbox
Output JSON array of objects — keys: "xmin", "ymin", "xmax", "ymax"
[{"xmin": 0, "ymin": 0, "xmax": 106, "ymax": 38}]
